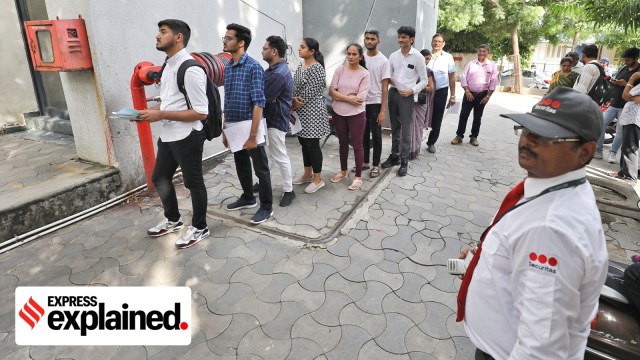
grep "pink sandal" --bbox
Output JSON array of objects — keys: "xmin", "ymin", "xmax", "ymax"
[
  {"xmin": 331, "ymin": 172, "xmax": 348, "ymax": 183},
  {"xmin": 348, "ymin": 178, "xmax": 363, "ymax": 191}
]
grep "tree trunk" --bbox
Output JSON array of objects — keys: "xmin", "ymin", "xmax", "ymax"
[
  {"xmin": 572, "ymin": 31, "xmax": 580, "ymax": 49},
  {"xmin": 511, "ymin": 26, "xmax": 522, "ymax": 94}
]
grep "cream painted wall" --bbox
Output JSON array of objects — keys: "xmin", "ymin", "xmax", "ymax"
[{"xmin": 0, "ymin": 0, "xmax": 38, "ymax": 128}]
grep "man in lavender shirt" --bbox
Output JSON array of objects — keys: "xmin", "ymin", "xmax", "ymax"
[{"xmin": 451, "ymin": 44, "xmax": 498, "ymax": 147}]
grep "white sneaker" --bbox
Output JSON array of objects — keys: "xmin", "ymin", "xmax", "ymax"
[
  {"xmin": 147, "ymin": 217, "xmax": 184, "ymax": 237},
  {"xmin": 175, "ymin": 226, "xmax": 209, "ymax": 249},
  {"xmin": 607, "ymin": 152, "xmax": 617, "ymax": 164}
]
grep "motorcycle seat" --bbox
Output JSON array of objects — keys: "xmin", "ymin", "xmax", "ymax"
[{"xmin": 601, "ymin": 284, "xmax": 629, "ymax": 304}]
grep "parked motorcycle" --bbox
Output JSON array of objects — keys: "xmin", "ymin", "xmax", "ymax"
[{"xmin": 585, "ymin": 261, "xmax": 640, "ymax": 359}]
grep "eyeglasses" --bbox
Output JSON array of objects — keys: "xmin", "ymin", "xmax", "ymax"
[
  {"xmin": 262, "ymin": 47, "xmax": 274, "ymax": 52},
  {"xmin": 221, "ymin": 36, "xmax": 234, "ymax": 42},
  {"xmin": 514, "ymin": 126, "xmax": 582, "ymax": 145},
  {"xmin": 432, "ymin": 40, "xmax": 444, "ymax": 44}
]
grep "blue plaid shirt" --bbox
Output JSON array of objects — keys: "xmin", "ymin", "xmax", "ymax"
[{"xmin": 223, "ymin": 53, "xmax": 266, "ymax": 123}]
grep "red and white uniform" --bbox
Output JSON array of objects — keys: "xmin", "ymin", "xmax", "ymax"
[{"xmin": 464, "ymin": 167, "xmax": 608, "ymax": 359}]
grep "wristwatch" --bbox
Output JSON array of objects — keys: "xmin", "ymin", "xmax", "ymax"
[{"xmin": 450, "ymin": 95, "xmax": 456, "ymax": 99}]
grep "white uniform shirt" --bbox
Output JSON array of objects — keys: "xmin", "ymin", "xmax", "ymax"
[
  {"xmin": 619, "ymin": 84, "xmax": 640, "ymax": 126},
  {"xmin": 464, "ymin": 167, "xmax": 608, "ymax": 359},
  {"xmin": 388, "ymin": 47, "xmax": 428, "ymax": 102},
  {"xmin": 159, "ymin": 48, "xmax": 207, "ymax": 142},
  {"xmin": 364, "ymin": 51, "xmax": 391, "ymax": 105},
  {"xmin": 573, "ymin": 60, "xmax": 600, "ymax": 95},
  {"xmin": 428, "ymin": 50, "xmax": 455, "ymax": 90},
  {"xmin": 572, "ymin": 62, "xmax": 584, "ymax": 74}
]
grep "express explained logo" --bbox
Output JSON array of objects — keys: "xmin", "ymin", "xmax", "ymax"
[
  {"xmin": 529, "ymin": 252, "xmax": 558, "ymax": 274},
  {"xmin": 19, "ymin": 297, "xmax": 45, "ymax": 329},
  {"xmin": 15, "ymin": 287, "xmax": 192, "ymax": 346}
]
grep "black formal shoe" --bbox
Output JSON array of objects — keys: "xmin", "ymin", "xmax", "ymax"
[
  {"xmin": 398, "ymin": 161, "xmax": 408, "ymax": 177},
  {"xmin": 279, "ymin": 191, "xmax": 296, "ymax": 207},
  {"xmin": 427, "ymin": 144, "xmax": 436, "ymax": 153},
  {"xmin": 252, "ymin": 182, "xmax": 259, "ymax": 193},
  {"xmin": 381, "ymin": 154, "xmax": 400, "ymax": 169}
]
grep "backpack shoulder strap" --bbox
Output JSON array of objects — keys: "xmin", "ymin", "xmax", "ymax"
[{"xmin": 177, "ymin": 59, "xmax": 206, "ymax": 109}]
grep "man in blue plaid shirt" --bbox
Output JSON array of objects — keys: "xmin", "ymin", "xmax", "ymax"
[{"xmin": 222, "ymin": 23, "xmax": 272, "ymax": 224}]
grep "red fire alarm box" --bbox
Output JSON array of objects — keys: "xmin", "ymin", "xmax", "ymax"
[{"xmin": 24, "ymin": 16, "xmax": 93, "ymax": 72}]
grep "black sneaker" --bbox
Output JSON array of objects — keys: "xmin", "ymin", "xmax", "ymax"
[
  {"xmin": 250, "ymin": 208, "xmax": 273, "ymax": 224},
  {"xmin": 381, "ymin": 155, "xmax": 400, "ymax": 169},
  {"xmin": 252, "ymin": 182, "xmax": 259, "ymax": 193},
  {"xmin": 398, "ymin": 161, "xmax": 408, "ymax": 177},
  {"xmin": 226, "ymin": 197, "xmax": 257, "ymax": 211},
  {"xmin": 175, "ymin": 226, "xmax": 210, "ymax": 249},
  {"xmin": 280, "ymin": 191, "xmax": 296, "ymax": 207},
  {"xmin": 427, "ymin": 144, "xmax": 436, "ymax": 153},
  {"xmin": 147, "ymin": 218, "xmax": 184, "ymax": 237}
]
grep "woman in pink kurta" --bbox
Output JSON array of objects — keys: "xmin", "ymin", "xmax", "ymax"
[{"xmin": 329, "ymin": 43, "xmax": 371, "ymax": 190}]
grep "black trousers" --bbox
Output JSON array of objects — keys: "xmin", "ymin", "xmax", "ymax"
[
  {"xmin": 152, "ymin": 129, "xmax": 207, "ymax": 229},
  {"xmin": 388, "ymin": 88, "xmax": 414, "ymax": 161},
  {"xmin": 428, "ymin": 87, "xmax": 449, "ymax": 146},
  {"xmin": 456, "ymin": 91, "xmax": 488, "ymax": 139},
  {"xmin": 363, "ymin": 104, "xmax": 383, "ymax": 166},
  {"xmin": 624, "ymin": 263, "xmax": 640, "ymax": 313},
  {"xmin": 298, "ymin": 137, "xmax": 323, "ymax": 173},
  {"xmin": 234, "ymin": 145, "xmax": 272, "ymax": 211}
]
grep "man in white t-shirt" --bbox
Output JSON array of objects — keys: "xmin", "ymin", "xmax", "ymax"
[
  {"xmin": 426, "ymin": 33, "xmax": 456, "ymax": 153},
  {"xmin": 361, "ymin": 29, "xmax": 390, "ymax": 178},
  {"xmin": 138, "ymin": 19, "xmax": 210, "ymax": 249}
]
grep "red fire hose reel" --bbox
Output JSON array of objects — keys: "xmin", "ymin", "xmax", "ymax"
[{"xmin": 129, "ymin": 52, "xmax": 231, "ymax": 189}]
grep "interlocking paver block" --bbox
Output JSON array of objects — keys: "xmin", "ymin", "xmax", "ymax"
[
  {"xmin": 355, "ymin": 281, "xmax": 393, "ymax": 315},
  {"xmin": 324, "ymin": 273, "xmax": 367, "ymax": 301},
  {"xmin": 418, "ymin": 302, "xmax": 455, "ymax": 339},
  {"xmin": 382, "ymin": 291, "xmax": 427, "ymax": 325},
  {"xmin": 299, "ymin": 263, "xmax": 339, "ymax": 292},
  {"xmin": 419, "ymin": 283, "xmax": 457, "ymax": 312},
  {"xmin": 237, "ymin": 327, "xmax": 292, "ymax": 360},
  {"xmin": 452, "ymin": 336, "xmax": 477, "ymax": 360},
  {"xmin": 374, "ymin": 312, "xmax": 415, "ymax": 354},
  {"xmin": 231, "ymin": 266, "xmax": 273, "ymax": 293},
  {"xmin": 256, "ymin": 273, "xmax": 298, "ymax": 303},
  {"xmin": 263, "ymin": 301, "xmax": 310, "ymax": 340},
  {"xmin": 364, "ymin": 264, "xmax": 404, "ymax": 291},
  {"xmin": 404, "ymin": 325, "xmax": 456, "ymax": 358},
  {"xmin": 310, "ymin": 290, "xmax": 353, "ymax": 326},
  {"xmin": 272, "ymin": 255, "xmax": 313, "ymax": 280},
  {"xmin": 428, "ymin": 265, "xmax": 458, "ymax": 293},
  {"xmin": 395, "ymin": 272, "xmax": 431, "ymax": 303},
  {"xmin": 281, "ymin": 282, "xmax": 325, "ymax": 312},
  {"xmin": 206, "ymin": 258, "xmax": 249, "ymax": 284},
  {"xmin": 340, "ymin": 243, "xmax": 385, "ymax": 282},
  {"xmin": 358, "ymin": 339, "xmax": 411, "ymax": 360},
  {"xmin": 381, "ymin": 225, "xmax": 418, "ymax": 257},
  {"xmin": 326, "ymin": 324, "xmax": 372, "ymax": 360},
  {"xmin": 286, "ymin": 338, "xmax": 324, "ymax": 360},
  {"xmin": 210, "ymin": 283, "xmax": 281, "ymax": 324},
  {"xmin": 207, "ymin": 313, "xmax": 260, "ymax": 356},
  {"xmin": 314, "ymin": 249, "xmax": 350, "ymax": 271},
  {"xmin": 291, "ymin": 314, "xmax": 341, "ymax": 353},
  {"xmin": 193, "ymin": 303, "xmax": 232, "ymax": 340}
]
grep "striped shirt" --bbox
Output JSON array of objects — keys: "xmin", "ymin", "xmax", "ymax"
[{"xmin": 223, "ymin": 53, "xmax": 266, "ymax": 123}]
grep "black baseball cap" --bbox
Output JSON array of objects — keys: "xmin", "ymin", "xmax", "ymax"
[{"xmin": 500, "ymin": 87, "xmax": 603, "ymax": 141}]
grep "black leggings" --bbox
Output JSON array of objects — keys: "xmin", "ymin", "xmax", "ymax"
[{"xmin": 298, "ymin": 137, "xmax": 323, "ymax": 173}]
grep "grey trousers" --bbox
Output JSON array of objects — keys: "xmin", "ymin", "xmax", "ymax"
[
  {"xmin": 388, "ymin": 87, "xmax": 415, "ymax": 161},
  {"xmin": 620, "ymin": 124, "xmax": 640, "ymax": 181}
]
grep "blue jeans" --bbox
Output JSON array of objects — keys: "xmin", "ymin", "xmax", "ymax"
[{"xmin": 597, "ymin": 106, "xmax": 623, "ymax": 154}]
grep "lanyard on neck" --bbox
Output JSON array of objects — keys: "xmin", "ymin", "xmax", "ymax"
[{"xmin": 480, "ymin": 177, "xmax": 587, "ymax": 242}]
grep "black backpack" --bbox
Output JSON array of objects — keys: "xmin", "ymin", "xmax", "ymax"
[
  {"xmin": 159, "ymin": 58, "xmax": 223, "ymax": 140},
  {"xmin": 587, "ymin": 62, "xmax": 613, "ymax": 106}
]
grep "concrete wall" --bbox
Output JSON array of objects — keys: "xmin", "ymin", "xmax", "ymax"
[
  {"xmin": 301, "ymin": 0, "xmax": 438, "ymax": 83},
  {"xmin": 44, "ymin": 0, "xmax": 303, "ymax": 189},
  {"xmin": 0, "ymin": 0, "xmax": 38, "ymax": 128}
]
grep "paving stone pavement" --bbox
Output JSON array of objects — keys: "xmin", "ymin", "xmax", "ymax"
[{"xmin": 2, "ymin": 90, "xmax": 639, "ymax": 359}]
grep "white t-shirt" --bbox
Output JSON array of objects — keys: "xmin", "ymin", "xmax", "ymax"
[
  {"xmin": 464, "ymin": 168, "xmax": 607, "ymax": 359},
  {"xmin": 159, "ymin": 48, "xmax": 207, "ymax": 142},
  {"xmin": 364, "ymin": 51, "xmax": 391, "ymax": 105}
]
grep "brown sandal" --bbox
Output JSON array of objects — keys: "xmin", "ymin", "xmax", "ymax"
[{"xmin": 370, "ymin": 167, "xmax": 380, "ymax": 178}]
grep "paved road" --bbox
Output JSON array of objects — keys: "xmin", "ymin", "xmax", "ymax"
[{"xmin": 1, "ymin": 91, "xmax": 638, "ymax": 359}]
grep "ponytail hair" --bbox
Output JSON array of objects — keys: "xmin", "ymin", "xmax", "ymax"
[
  {"xmin": 303, "ymin": 37, "xmax": 324, "ymax": 68},
  {"xmin": 346, "ymin": 43, "xmax": 366, "ymax": 69}
]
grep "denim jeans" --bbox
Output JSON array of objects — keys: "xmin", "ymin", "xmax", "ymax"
[{"xmin": 597, "ymin": 106, "xmax": 623, "ymax": 154}]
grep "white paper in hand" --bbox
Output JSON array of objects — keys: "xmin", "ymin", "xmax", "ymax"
[
  {"xmin": 223, "ymin": 119, "xmax": 267, "ymax": 153},
  {"xmin": 290, "ymin": 111, "xmax": 302, "ymax": 135}
]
